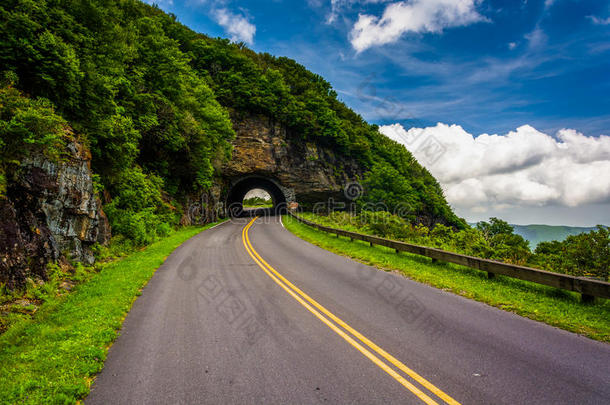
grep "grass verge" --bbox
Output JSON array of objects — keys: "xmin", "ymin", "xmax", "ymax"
[
  {"xmin": 243, "ymin": 203, "xmax": 273, "ymax": 208},
  {"xmin": 0, "ymin": 221, "xmax": 224, "ymax": 404},
  {"xmin": 283, "ymin": 215, "xmax": 610, "ymax": 343}
]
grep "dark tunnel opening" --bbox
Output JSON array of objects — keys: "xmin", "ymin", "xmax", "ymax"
[{"xmin": 226, "ymin": 176, "xmax": 287, "ymax": 217}]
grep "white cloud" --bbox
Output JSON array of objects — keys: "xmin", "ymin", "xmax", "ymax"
[
  {"xmin": 214, "ymin": 8, "xmax": 256, "ymax": 44},
  {"xmin": 524, "ymin": 27, "xmax": 546, "ymax": 50},
  {"xmin": 327, "ymin": 0, "xmax": 349, "ymax": 23},
  {"xmin": 588, "ymin": 15, "xmax": 610, "ymax": 25},
  {"xmin": 349, "ymin": 0, "xmax": 487, "ymax": 52},
  {"xmin": 379, "ymin": 123, "xmax": 610, "ymax": 217},
  {"xmin": 326, "ymin": 0, "xmax": 391, "ymax": 23},
  {"xmin": 508, "ymin": 41, "xmax": 517, "ymax": 50}
]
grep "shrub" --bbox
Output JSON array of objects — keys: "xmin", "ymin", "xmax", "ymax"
[
  {"xmin": 0, "ymin": 84, "xmax": 67, "ymax": 164},
  {"xmin": 531, "ymin": 226, "xmax": 609, "ymax": 280}
]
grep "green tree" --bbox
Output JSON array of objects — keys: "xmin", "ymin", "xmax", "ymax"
[
  {"xmin": 531, "ymin": 226, "xmax": 609, "ymax": 280},
  {"xmin": 0, "ymin": 83, "xmax": 67, "ymax": 163},
  {"xmin": 476, "ymin": 218, "xmax": 530, "ymax": 264},
  {"xmin": 477, "ymin": 217, "xmax": 515, "ymax": 240}
]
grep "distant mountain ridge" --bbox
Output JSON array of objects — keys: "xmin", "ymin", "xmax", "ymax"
[
  {"xmin": 511, "ymin": 224, "xmax": 604, "ymax": 248},
  {"xmin": 469, "ymin": 222, "xmax": 604, "ymax": 248}
]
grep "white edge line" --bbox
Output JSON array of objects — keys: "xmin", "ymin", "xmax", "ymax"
[
  {"xmin": 207, "ymin": 219, "xmax": 230, "ymax": 230},
  {"xmin": 279, "ymin": 215, "xmax": 285, "ymax": 228}
]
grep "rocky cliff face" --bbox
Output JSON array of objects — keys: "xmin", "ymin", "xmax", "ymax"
[
  {"xmin": 221, "ymin": 112, "xmax": 364, "ymax": 206},
  {"xmin": 0, "ymin": 141, "xmax": 110, "ymax": 288}
]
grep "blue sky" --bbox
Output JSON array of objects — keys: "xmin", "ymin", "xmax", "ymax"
[
  {"xmin": 147, "ymin": 0, "xmax": 610, "ymax": 226},
  {"xmin": 150, "ymin": 0, "xmax": 609, "ymax": 136}
]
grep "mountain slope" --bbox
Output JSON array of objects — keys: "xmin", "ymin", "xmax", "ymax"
[
  {"xmin": 468, "ymin": 222, "xmax": 604, "ymax": 248},
  {"xmin": 0, "ymin": 0, "xmax": 463, "ymax": 284},
  {"xmin": 512, "ymin": 224, "xmax": 601, "ymax": 248}
]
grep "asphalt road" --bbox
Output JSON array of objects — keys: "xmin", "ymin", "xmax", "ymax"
[{"xmin": 87, "ymin": 216, "xmax": 610, "ymax": 404}]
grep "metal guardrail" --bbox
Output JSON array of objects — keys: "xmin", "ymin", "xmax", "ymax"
[{"xmin": 288, "ymin": 211, "xmax": 610, "ymax": 302}]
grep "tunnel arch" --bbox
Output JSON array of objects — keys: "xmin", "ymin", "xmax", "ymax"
[{"xmin": 226, "ymin": 176, "xmax": 287, "ymax": 217}]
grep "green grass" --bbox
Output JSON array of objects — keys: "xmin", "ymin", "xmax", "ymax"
[
  {"xmin": 283, "ymin": 215, "xmax": 610, "ymax": 343},
  {"xmin": 0, "ymin": 221, "xmax": 224, "ymax": 404},
  {"xmin": 243, "ymin": 203, "xmax": 273, "ymax": 208}
]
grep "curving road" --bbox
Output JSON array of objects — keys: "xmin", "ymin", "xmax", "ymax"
[{"xmin": 87, "ymin": 216, "xmax": 610, "ymax": 404}]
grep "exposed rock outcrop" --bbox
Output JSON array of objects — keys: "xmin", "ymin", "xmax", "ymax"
[
  {"xmin": 0, "ymin": 140, "xmax": 110, "ymax": 288},
  {"xmin": 221, "ymin": 112, "xmax": 363, "ymax": 206},
  {"xmin": 180, "ymin": 112, "xmax": 364, "ymax": 224}
]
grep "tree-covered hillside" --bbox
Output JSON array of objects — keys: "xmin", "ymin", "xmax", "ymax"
[{"xmin": 0, "ymin": 0, "xmax": 462, "ymax": 246}]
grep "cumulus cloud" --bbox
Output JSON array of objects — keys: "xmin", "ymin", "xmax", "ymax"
[
  {"xmin": 379, "ymin": 123, "xmax": 610, "ymax": 214},
  {"xmin": 349, "ymin": 0, "xmax": 486, "ymax": 52},
  {"xmin": 214, "ymin": 8, "xmax": 256, "ymax": 44}
]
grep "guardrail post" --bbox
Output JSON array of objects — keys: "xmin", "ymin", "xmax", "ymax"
[
  {"xmin": 487, "ymin": 272, "xmax": 495, "ymax": 279},
  {"xmin": 369, "ymin": 242, "xmax": 373, "ymax": 247},
  {"xmin": 581, "ymin": 293, "xmax": 594, "ymax": 304},
  {"xmin": 395, "ymin": 249, "xmax": 400, "ymax": 254}
]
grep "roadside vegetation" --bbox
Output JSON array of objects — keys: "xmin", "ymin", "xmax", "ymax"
[
  {"xmin": 0, "ymin": 222, "xmax": 221, "ymax": 404},
  {"xmin": 298, "ymin": 211, "xmax": 609, "ymax": 281},
  {"xmin": 283, "ymin": 214, "xmax": 610, "ymax": 342},
  {"xmin": 0, "ymin": 225, "xmax": 198, "ymax": 334}
]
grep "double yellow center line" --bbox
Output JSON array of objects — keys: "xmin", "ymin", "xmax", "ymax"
[{"xmin": 241, "ymin": 217, "xmax": 460, "ymax": 405}]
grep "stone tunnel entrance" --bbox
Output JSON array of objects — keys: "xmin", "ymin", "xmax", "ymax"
[{"xmin": 225, "ymin": 176, "xmax": 289, "ymax": 217}]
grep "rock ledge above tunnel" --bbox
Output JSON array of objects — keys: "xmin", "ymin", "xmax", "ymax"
[{"xmin": 219, "ymin": 112, "xmax": 363, "ymax": 209}]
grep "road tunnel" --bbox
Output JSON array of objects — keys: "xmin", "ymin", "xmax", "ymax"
[{"xmin": 225, "ymin": 176, "xmax": 288, "ymax": 217}]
